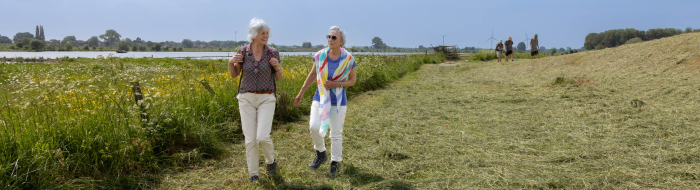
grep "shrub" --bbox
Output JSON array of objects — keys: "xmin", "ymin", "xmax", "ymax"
[
  {"xmin": 624, "ymin": 37, "xmax": 643, "ymax": 45},
  {"xmin": 83, "ymin": 45, "xmax": 89, "ymax": 51},
  {"xmin": 65, "ymin": 43, "xmax": 73, "ymax": 51},
  {"xmin": 132, "ymin": 46, "xmax": 138, "ymax": 51},
  {"xmin": 594, "ymin": 44, "xmax": 604, "ymax": 50},
  {"xmin": 471, "ymin": 50, "xmax": 497, "ymax": 61}
]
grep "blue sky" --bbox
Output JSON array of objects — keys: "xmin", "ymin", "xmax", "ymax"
[{"xmin": 1, "ymin": 0, "xmax": 697, "ymax": 49}]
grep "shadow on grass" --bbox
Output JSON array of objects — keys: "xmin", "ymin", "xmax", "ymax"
[
  {"xmin": 256, "ymin": 163, "xmax": 414, "ymax": 190},
  {"xmin": 343, "ymin": 164, "xmax": 415, "ymax": 189},
  {"xmin": 259, "ymin": 173, "xmax": 333, "ymax": 190}
]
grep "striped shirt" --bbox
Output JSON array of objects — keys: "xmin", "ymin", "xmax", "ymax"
[{"xmin": 236, "ymin": 45, "xmax": 281, "ymax": 93}]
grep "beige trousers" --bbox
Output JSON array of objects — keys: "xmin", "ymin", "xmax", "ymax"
[
  {"xmin": 309, "ymin": 101, "xmax": 347, "ymax": 162},
  {"xmin": 238, "ymin": 93, "xmax": 276, "ymax": 176}
]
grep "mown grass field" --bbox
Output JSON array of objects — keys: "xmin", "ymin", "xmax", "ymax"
[
  {"xmin": 157, "ymin": 33, "xmax": 700, "ymax": 189},
  {"xmin": 0, "ymin": 52, "xmax": 445, "ymax": 189}
]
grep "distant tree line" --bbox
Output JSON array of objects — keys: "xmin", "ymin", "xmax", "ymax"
[{"xmin": 584, "ymin": 27, "xmax": 699, "ymax": 50}]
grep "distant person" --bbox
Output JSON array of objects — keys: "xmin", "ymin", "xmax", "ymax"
[
  {"xmin": 505, "ymin": 36, "xmax": 514, "ymax": 61},
  {"xmin": 551, "ymin": 52, "xmax": 554, "ymax": 56},
  {"xmin": 530, "ymin": 34, "xmax": 540, "ymax": 59},
  {"xmin": 295, "ymin": 26, "xmax": 357, "ymax": 176},
  {"xmin": 495, "ymin": 40, "xmax": 504, "ymax": 62},
  {"xmin": 228, "ymin": 18, "xmax": 283, "ymax": 183}
]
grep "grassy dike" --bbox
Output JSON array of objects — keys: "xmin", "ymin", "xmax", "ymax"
[
  {"xmin": 159, "ymin": 33, "xmax": 700, "ymax": 189},
  {"xmin": 0, "ymin": 53, "xmax": 446, "ymax": 189}
]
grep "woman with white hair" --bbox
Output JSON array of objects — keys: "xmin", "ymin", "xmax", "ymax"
[
  {"xmin": 228, "ymin": 17, "xmax": 283, "ymax": 182},
  {"xmin": 294, "ymin": 26, "xmax": 357, "ymax": 176}
]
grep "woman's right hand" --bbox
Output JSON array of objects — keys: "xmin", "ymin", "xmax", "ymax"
[
  {"xmin": 294, "ymin": 93, "xmax": 304, "ymax": 106},
  {"xmin": 231, "ymin": 53, "xmax": 243, "ymax": 63}
]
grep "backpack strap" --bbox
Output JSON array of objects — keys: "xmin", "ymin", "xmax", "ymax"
[
  {"xmin": 267, "ymin": 46, "xmax": 278, "ymax": 98},
  {"xmin": 234, "ymin": 44, "xmax": 249, "ymax": 99}
]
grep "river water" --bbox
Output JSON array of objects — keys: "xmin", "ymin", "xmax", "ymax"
[{"xmin": 0, "ymin": 51, "xmax": 415, "ymax": 59}]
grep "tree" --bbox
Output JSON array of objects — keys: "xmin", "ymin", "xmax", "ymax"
[
  {"xmin": 22, "ymin": 37, "xmax": 33, "ymax": 47},
  {"xmin": 39, "ymin": 26, "xmax": 45, "ymax": 40},
  {"xmin": 15, "ymin": 42, "xmax": 23, "ymax": 49},
  {"xmin": 132, "ymin": 45, "xmax": 138, "ymax": 51},
  {"xmin": 99, "ymin": 29, "xmax": 121, "ymax": 47},
  {"xmin": 0, "ymin": 36, "xmax": 12, "ymax": 43},
  {"xmin": 516, "ymin": 42, "xmax": 526, "ymax": 51},
  {"xmin": 302, "ymin": 42, "xmax": 312, "ymax": 48},
  {"xmin": 82, "ymin": 45, "xmax": 89, "ymax": 51},
  {"xmin": 686, "ymin": 27, "xmax": 693, "ymax": 33},
  {"xmin": 372, "ymin": 37, "xmax": 385, "ymax": 49},
  {"xmin": 540, "ymin": 46, "xmax": 546, "ymax": 52},
  {"xmin": 551, "ymin": 47, "xmax": 557, "ymax": 54},
  {"xmin": 138, "ymin": 45, "xmax": 146, "ymax": 51},
  {"xmin": 181, "ymin": 39, "xmax": 193, "ymax": 48},
  {"xmin": 49, "ymin": 39, "xmax": 60, "ymax": 49},
  {"xmin": 35, "ymin": 25, "xmax": 40, "ymax": 40},
  {"xmin": 65, "ymin": 43, "xmax": 73, "ymax": 51},
  {"xmin": 87, "ymin": 36, "xmax": 100, "ymax": 47},
  {"xmin": 558, "ymin": 47, "xmax": 565, "ymax": 52},
  {"xmin": 118, "ymin": 41, "xmax": 129, "ymax": 50},
  {"xmin": 62, "ymin": 36, "xmax": 77, "ymax": 46},
  {"xmin": 153, "ymin": 43, "xmax": 161, "ymax": 51},
  {"xmin": 30, "ymin": 39, "xmax": 44, "ymax": 51},
  {"xmin": 124, "ymin": 38, "xmax": 132, "ymax": 47},
  {"xmin": 13, "ymin": 32, "xmax": 34, "ymax": 43},
  {"xmin": 566, "ymin": 47, "xmax": 572, "ymax": 52},
  {"xmin": 418, "ymin": 45, "xmax": 424, "ymax": 49},
  {"xmin": 145, "ymin": 41, "xmax": 154, "ymax": 47}
]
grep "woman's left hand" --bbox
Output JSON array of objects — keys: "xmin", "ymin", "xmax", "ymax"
[
  {"xmin": 270, "ymin": 58, "xmax": 281, "ymax": 71},
  {"xmin": 324, "ymin": 81, "xmax": 339, "ymax": 89}
]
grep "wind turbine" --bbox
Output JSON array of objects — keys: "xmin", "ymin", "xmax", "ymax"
[
  {"xmin": 484, "ymin": 28, "xmax": 496, "ymax": 49},
  {"xmin": 521, "ymin": 30, "xmax": 530, "ymax": 51}
]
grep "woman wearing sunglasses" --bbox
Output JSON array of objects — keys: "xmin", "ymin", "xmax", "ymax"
[
  {"xmin": 228, "ymin": 18, "xmax": 283, "ymax": 183},
  {"xmin": 294, "ymin": 26, "xmax": 357, "ymax": 176}
]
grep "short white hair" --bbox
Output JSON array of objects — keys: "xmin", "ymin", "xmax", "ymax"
[
  {"xmin": 329, "ymin": 26, "xmax": 346, "ymax": 44},
  {"xmin": 247, "ymin": 18, "xmax": 270, "ymax": 43}
]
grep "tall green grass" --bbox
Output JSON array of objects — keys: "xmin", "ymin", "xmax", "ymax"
[{"xmin": 0, "ymin": 53, "xmax": 444, "ymax": 189}]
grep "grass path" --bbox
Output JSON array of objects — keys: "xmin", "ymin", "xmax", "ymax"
[{"xmin": 158, "ymin": 34, "xmax": 700, "ymax": 189}]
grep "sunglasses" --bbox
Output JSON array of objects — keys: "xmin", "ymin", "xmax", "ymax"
[{"xmin": 326, "ymin": 35, "xmax": 338, "ymax": 41}]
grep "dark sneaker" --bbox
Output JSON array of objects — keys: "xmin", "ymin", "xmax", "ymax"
[
  {"xmin": 330, "ymin": 161, "xmax": 339, "ymax": 176},
  {"xmin": 249, "ymin": 175, "xmax": 259, "ymax": 183},
  {"xmin": 308, "ymin": 150, "xmax": 327, "ymax": 169},
  {"xmin": 266, "ymin": 160, "xmax": 278, "ymax": 174}
]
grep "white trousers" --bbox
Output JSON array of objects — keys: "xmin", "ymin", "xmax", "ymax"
[
  {"xmin": 309, "ymin": 101, "xmax": 347, "ymax": 162},
  {"xmin": 238, "ymin": 93, "xmax": 276, "ymax": 176}
]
